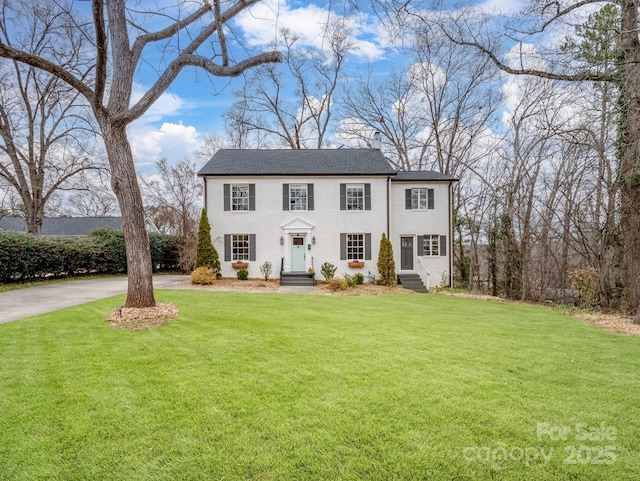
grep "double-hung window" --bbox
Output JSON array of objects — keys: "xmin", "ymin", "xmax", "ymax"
[
  {"xmin": 289, "ymin": 184, "xmax": 307, "ymax": 211},
  {"xmin": 232, "ymin": 234, "xmax": 250, "ymax": 260},
  {"xmin": 224, "ymin": 234, "xmax": 257, "ymax": 261},
  {"xmin": 232, "ymin": 185, "xmax": 249, "ymax": 211},
  {"xmin": 346, "ymin": 233, "xmax": 364, "ymax": 260},
  {"xmin": 406, "ymin": 188, "xmax": 434, "ymax": 210},
  {"xmin": 346, "ymin": 184, "xmax": 364, "ymax": 210},
  {"xmin": 224, "ymin": 184, "xmax": 255, "ymax": 211},
  {"xmin": 422, "ymin": 235, "xmax": 440, "ymax": 256},
  {"xmin": 283, "ymin": 183, "xmax": 314, "ymax": 211},
  {"xmin": 340, "ymin": 233, "xmax": 372, "ymax": 260},
  {"xmin": 340, "ymin": 183, "xmax": 371, "ymax": 210},
  {"xmin": 418, "ymin": 234, "xmax": 446, "ymax": 257}
]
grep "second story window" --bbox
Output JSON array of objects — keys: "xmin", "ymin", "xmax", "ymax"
[
  {"xmin": 232, "ymin": 185, "xmax": 249, "ymax": 211},
  {"xmin": 224, "ymin": 184, "xmax": 254, "ymax": 211},
  {"xmin": 346, "ymin": 184, "xmax": 364, "ymax": 210},
  {"xmin": 407, "ymin": 188, "xmax": 435, "ymax": 210},
  {"xmin": 289, "ymin": 184, "xmax": 308, "ymax": 211}
]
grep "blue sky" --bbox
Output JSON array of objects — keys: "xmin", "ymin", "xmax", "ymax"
[{"xmin": 126, "ymin": 0, "xmax": 527, "ymax": 171}]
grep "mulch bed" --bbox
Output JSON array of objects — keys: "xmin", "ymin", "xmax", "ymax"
[{"xmin": 106, "ymin": 302, "xmax": 179, "ymax": 331}]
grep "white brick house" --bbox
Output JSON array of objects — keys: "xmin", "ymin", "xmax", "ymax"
[{"xmin": 198, "ymin": 149, "xmax": 457, "ymax": 288}]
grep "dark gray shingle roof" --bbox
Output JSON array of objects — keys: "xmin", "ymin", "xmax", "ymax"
[
  {"xmin": 392, "ymin": 171, "xmax": 458, "ymax": 182},
  {"xmin": 0, "ymin": 216, "xmax": 124, "ymax": 236},
  {"xmin": 198, "ymin": 149, "xmax": 397, "ymax": 176}
]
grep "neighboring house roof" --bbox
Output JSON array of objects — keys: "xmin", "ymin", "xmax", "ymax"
[
  {"xmin": 392, "ymin": 171, "xmax": 458, "ymax": 182},
  {"xmin": 0, "ymin": 216, "xmax": 158, "ymax": 236},
  {"xmin": 198, "ymin": 148, "xmax": 397, "ymax": 176}
]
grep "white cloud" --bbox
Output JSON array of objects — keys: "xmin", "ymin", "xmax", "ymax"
[
  {"xmin": 128, "ymin": 122, "xmax": 202, "ymax": 169},
  {"xmin": 234, "ymin": 0, "xmax": 386, "ymax": 60}
]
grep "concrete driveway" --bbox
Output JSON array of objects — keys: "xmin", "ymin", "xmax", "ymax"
[{"xmin": 0, "ymin": 275, "xmax": 189, "ymax": 324}]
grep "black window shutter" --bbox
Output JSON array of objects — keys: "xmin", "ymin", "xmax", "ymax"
[
  {"xmin": 249, "ymin": 184, "xmax": 255, "ymax": 211},
  {"xmin": 417, "ymin": 235, "xmax": 424, "ymax": 255},
  {"xmin": 440, "ymin": 235, "xmax": 447, "ymax": 256},
  {"xmin": 307, "ymin": 184, "xmax": 314, "ymax": 210},
  {"xmin": 224, "ymin": 235, "xmax": 231, "ymax": 261},
  {"xmin": 223, "ymin": 184, "xmax": 230, "ymax": 211},
  {"xmin": 428, "ymin": 189, "xmax": 435, "ymax": 209},
  {"xmin": 405, "ymin": 189, "xmax": 412, "ymax": 209},
  {"xmin": 340, "ymin": 184, "xmax": 346, "ymax": 210},
  {"xmin": 340, "ymin": 233, "xmax": 346, "ymax": 260},
  {"xmin": 249, "ymin": 234, "xmax": 256, "ymax": 261},
  {"xmin": 282, "ymin": 184, "xmax": 289, "ymax": 211},
  {"xmin": 365, "ymin": 233, "xmax": 372, "ymax": 260},
  {"xmin": 365, "ymin": 184, "xmax": 371, "ymax": 210}
]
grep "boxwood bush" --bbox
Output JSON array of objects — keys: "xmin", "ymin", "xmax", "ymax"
[{"xmin": 0, "ymin": 229, "xmax": 180, "ymax": 282}]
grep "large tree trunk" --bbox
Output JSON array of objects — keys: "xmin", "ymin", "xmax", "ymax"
[
  {"xmin": 619, "ymin": 0, "xmax": 640, "ymax": 321},
  {"xmin": 102, "ymin": 123, "xmax": 155, "ymax": 308}
]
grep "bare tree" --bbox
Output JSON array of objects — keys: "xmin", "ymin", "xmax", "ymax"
[
  {"xmin": 140, "ymin": 157, "xmax": 202, "ymax": 271},
  {"xmin": 0, "ymin": 0, "xmax": 281, "ymax": 308},
  {"xmin": 422, "ymin": 1, "xmax": 640, "ymax": 318},
  {"xmin": 0, "ymin": 4, "xmax": 98, "ymax": 234},
  {"xmin": 65, "ymin": 168, "xmax": 119, "ymax": 217},
  {"xmin": 225, "ymin": 20, "xmax": 354, "ymax": 149}
]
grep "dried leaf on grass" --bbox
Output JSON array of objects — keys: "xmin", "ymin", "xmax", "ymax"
[{"xmin": 106, "ymin": 302, "xmax": 178, "ymax": 331}]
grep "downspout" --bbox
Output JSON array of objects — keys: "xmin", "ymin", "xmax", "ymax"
[
  {"xmin": 386, "ymin": 176, "xmax": 391, "ymax": 238},
  {"xmin": 203, "ymin": 177, "xmax": 208, "ymax": 213},
  {"xmin": 448, "ymin": 180, "xmax": 454, "ymax": 288}
]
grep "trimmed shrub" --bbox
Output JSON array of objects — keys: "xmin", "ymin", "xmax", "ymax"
[
  {"xmin": 353, "ymin": 272, "xmax": 365, "ymax": 285},
  {"xmin": 195, "ymin": 209, "xmax": 220, "ymax": 274},
  {"xmin": 326, "ymin": 277, "xmax": 348, "ymax": 291},
  {"xmin": 321, "ymin": 262, "xmax": 337, "ymax": 280},
  {"xmin": 236, "ymin": 268, "xmax": 249, "ymax": 280},
  {"xmin": 190, "ymin": 266, "xmax": 216, "ymax": 285},
  {"xmin": 0, "ymin": 228, "xmax": 179, "ymax": 282},
  {"xmin": 377, "ymin": 233, "xmax": 396, "ymax": 287}
]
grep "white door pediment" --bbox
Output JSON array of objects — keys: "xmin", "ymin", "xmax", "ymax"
[{"xmin": 281, "ymin": 217, "xmax": 315, "ymax": 231}]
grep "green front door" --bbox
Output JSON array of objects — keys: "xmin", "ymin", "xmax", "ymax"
[{"xmin": 291, "ymin": 235, "xmax": 306, "ymax": 271}]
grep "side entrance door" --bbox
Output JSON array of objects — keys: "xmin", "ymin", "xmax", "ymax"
[
  {"xmin": 291, "ymin": 235, "xmax": 306, "ymax": 271},
  {"xmin": 401, "ymin": 236, "xmax": 414, "ymax": 270}
]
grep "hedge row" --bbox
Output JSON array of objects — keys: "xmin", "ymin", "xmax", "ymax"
[{"xmin": 0, "ymin": 228, "xmax": 180, "ymax": 282}]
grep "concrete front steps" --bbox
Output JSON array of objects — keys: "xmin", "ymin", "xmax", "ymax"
[
  {"xmin": 397, "ymin": 273, "xmax": 428, "ymax": 293},
  {"xmin": 280, "ymin": 271, "xmax": 315, "ymax": 287}
]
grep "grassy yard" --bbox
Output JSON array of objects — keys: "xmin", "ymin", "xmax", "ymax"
[{"xmin": 0, "ymin": 291, "xmax": 638, "ymax": 480}]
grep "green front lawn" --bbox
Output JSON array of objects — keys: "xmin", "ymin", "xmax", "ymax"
[{"xmin": 0, "ymin": 292, "xmax": 638, "ymax": 480}]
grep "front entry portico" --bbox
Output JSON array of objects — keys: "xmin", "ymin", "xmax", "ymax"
[{"xmin": 281, "ymin": 217, "xmax": 315, "ymax": 273}]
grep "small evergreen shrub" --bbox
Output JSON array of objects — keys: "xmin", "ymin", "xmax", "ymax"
[
  {"xmin": 326, "ymin": 278, "xmax": 347, "ymax": 291},
  {"xmin": 353, "ymin": 272, "xmax": 365, "ymax": 285},
  {"xmin": 190, "ymin": 266, "xmax": 216, "ymax": 285},
  {"xmin": 195, "ymin": 209, "xmax": 220, "ymax": 275},
  {"xmin": 260, "ymin": 261, "xmax": 273, "ymax": 281},
  {"xmin": 377, "ymin": 233, "xmax": 396, "ymax": 287},
  {"xmin": 321, "ymin": 262, "xmax": 337, "ymax": 280},
  {"xmin": 236, "ymin": 268, "xmax": 249, "ymax": 280},
  {"xmin": 343, "ymin": 273, "xmax": 358, "ymax": 288}
]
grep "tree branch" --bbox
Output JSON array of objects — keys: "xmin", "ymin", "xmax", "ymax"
[
  {"xmin": 0, "ymin": 42, "xmax": 94, "ymax": 102},
  {"xmin": 130, "ymin": 3, "xmax": 213, "ymax": 66},
  {"xmin": 117, "ymin": 51, "xmax": 282, "ymax": 126},
  {"xmin": 92, "ymin": 0, "xmax": 107, "ymax": 109}
]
